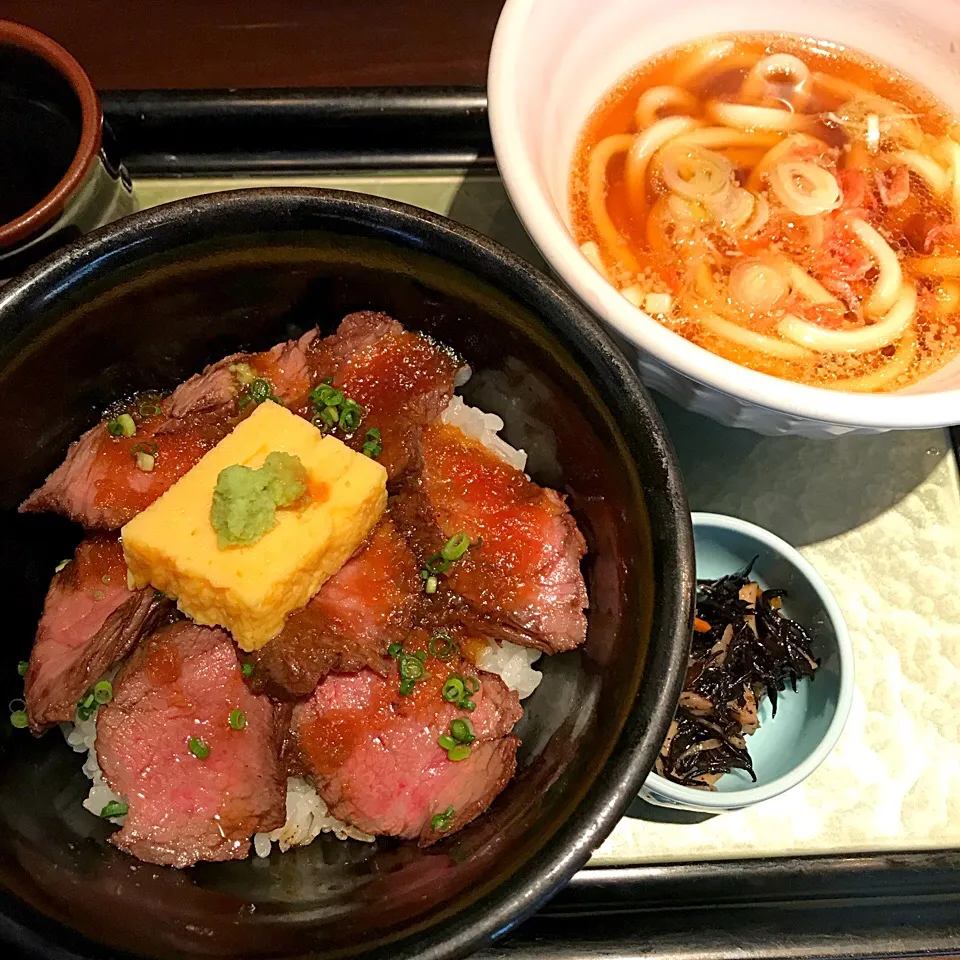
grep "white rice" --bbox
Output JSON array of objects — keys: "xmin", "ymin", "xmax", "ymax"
[
  {"xmin": 66, "ymin": 397, "xmax": 541, "ymax": 858},
  {"xmin": 440, "ymin": 395, "xmax": 527, "ymax": 472},
  {"xmin": 253, "ymin": 778, "xmax": 373, "ymax": 857}
]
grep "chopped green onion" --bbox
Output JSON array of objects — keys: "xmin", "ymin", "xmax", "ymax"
[
  {"xmin": 442, "ymin": 677, "xmax": 465, "ymax": 702},
  {"xmin": 54, "ymin": 558, "xmax": 71, "ymax": 573},
  {"xmin": 447, "ymin": 744, "xmax": 471, "ymax": 762},
  {"xmin": 324, "ymin": 387, "xmax": 345, "ymax": 407},
  {"xmin": 424, "ymin": 553, "xmax": 451, "ymax": 575},
  {"xmin": 398, "ymin": 655, "xmax": 425, "ymax": 680},
  {"xmin": 228, "ymin": 709, "xmax": 247, "ymax": 730},
  {"xmin": 462, "ymin": 699, "xmax": 477, "ymax": 712},
  {"xmin": 362, "ymin": 436, "xmax": 382, "ymax": 458},
  {"xmin": 398, "ymin": 678, "xmax": 416, "ymax": 697},
  {"xmin": 138, "ymin": 400, "xmax": 162, "ymax": 418},
  {"xmin": 188, "ymin": 737, "xmax": 210, "ymax": 760},
  {"xmin": 463, "ymin": 676, "xmax": 480, "ymax": 695},
  {"xmin": 441, "ymin": 532, "xmax": 470, "ymax": 561},
  {"xmin": 241, "ymin": 662, "xmax": 254, "ymax": 678},
  {"xmin": 17, "ymin": 661, "xmax": 28, "ymax": 677},
  {"xmin": 450, "ymin": 719, "xmax": 475, "ymax": 744},
  {"xmin": 107, "ymin": 414, "xmax": 136, "ymax": 438},
  {"xmin": 429, "ymin": 631, "xmax": 457, "ymax": 660},
  {"xmin": 387, "ymin": 642, "xmax": 402, "ymax": 658},
  {"xmin": 425, "ymin": 576, "xmax": 438, "ymax": 595},
  {"xmin": 76, "ymin": 705, "xmax": 93, "ymax": 722},
  {"xmin": 362, "ymin": 427, "xmax": 383, "ymax": 458},
  {"xmin": 413, "ymin": 649, "xmax": 428, "ymax": 663},
  {"xmin": 9, "ymin": 710, "xmax": 28, "ymax": 729},
  {"xmin": 249, "ymin": 379, "xmax": 272, "ymax": 403},
  {"xmin": 430, "ymin": 805, "xmax": 455, "ymax": 832},
  {"xmin": 93, "ymin": 680, "xmax": 113, "ymax": 704},
  {"xmin": 339, "ymin": 405, "xmax": 362, "ymax": 432},
  {"xmin": 438, "ymin": 734, "xmax": 457, "ymax": 751},
  {"xmin": 309, "ymin": 383, "xmax": 344, "ymax": 408},
  {"xmin": 130, "ymin": 441, "xmax": 159, "ymax": 473},
  {"xmin": 101, "ymin": 800, "xmax": 128, "ymax": 819},
  {"xmin": 320, "ymin": 406, "xmax": 339, "ymax": 427},
  {"xmin": 240, "ymin": 378, "xmax": 280, "ymax": 409}
]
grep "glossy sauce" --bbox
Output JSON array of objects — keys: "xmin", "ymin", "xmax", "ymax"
[
  {"xmin": 422, "ymin": 424, "xmax": 556, "ymax": 611},
  {"xmin": 570, "ymin": 33, "xmax": 960, "ymax": 390},
  {"xmin": 93, "ymin": 404, "xmax": 219, "ymax": 513}
]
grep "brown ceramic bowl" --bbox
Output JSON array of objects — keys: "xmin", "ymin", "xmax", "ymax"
[
  {"xmin": 0, "ymin": 20, "xmax": 135, "ymax": 279},
  {"xmin": 0, "ymin": 188, "xmax": 693, "ymax": 960}
]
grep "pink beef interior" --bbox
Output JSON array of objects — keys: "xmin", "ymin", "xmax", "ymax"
[{"xmin": 97, "ymin": 622, "xmax": 286, "ymax": 868}]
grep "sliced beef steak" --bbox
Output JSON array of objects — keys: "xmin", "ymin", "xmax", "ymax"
[
  {"xmin": 397, "ymin": 423, "xmax": 588, "ymax": 654},
  {"xmin": 20, "ymin": 331, "xmax": 318, "ymax": 530},
  {"xmin": 25, "ymin": 535, "xmax": 168, "ymax": 732},
  {"xmin": 290, "ymin": 644, "xmax": 521, "ymax": 843},
  {"xmin": 96, "ymin": 622, "xmax": 286, "ymax": 867},
  {"xmin": 246, "ymin": 516, "xmax": 420, "ymax": 698},
  {"xmin": 304, "ymin": 312, "xmax": 459, "ymax": 479}
]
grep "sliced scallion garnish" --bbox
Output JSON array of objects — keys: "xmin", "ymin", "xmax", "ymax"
[
  {"xmin": 188, "ymin": 737, "xmax": 210, "ymax": 760},
  {"xmin": 9, "ymin": 710, "xmax": 27, "ymax": 729},
  {"xmin": 101, "ymin": 800, "xmax": 128, "ymax": 819},
  {"xmin": 17, "ymin": 661, "xmax": 28, "ymax": 678},
  {"xmin": 450, "ymin": 718, "xmax": 475, "ymax": 744},
  {"xmin": 107, "ymin": 414, "xmax": 136, "ymax": 438},
  {"xmin": 430, "ymin": 805, "xmax": 455, "ymax": 832},
  {"xmin": 93, "ymin": 680, "xmax": 113, "ymax": 704},
  {"xmin": 228, "ymin": 709, "xmax": 246, "ymax": 730},
  {"xmin": 361, "ymin": 427, "xmax": 382, "ymax": 458},
  {"xmin": 398, "ymin": 655, "xmax": 425, "ymax": 681},
  {"xmin": 441, "ymin": 532, "xmax": 470, "ymax": 561}
]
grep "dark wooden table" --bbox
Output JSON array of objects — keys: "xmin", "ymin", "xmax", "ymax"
[{"xmin": 2, "ymin": 0, "xmax": 506, "ymax": 89}]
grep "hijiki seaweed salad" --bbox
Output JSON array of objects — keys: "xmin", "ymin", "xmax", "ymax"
[
  {"xmin": 656, "ymin": 560, "xmax": 819, "ymax": 788},
  {"xmin": 12, "ymin": 312, "xmax": 589, "ymax": 868}
]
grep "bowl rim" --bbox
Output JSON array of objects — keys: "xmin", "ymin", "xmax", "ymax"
[
  {"xmin": 643, "ymin": 511, "xmax": 854, "ymax": 810},
  {"xmin": 0, "ymin": 186, "xmax": 695, "ymax": 960},
  {"xmin": 487, "ymin": 0, "xmax": 960, "ymax": 430}
]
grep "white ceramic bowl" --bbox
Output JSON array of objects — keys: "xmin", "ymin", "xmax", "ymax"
[
  {"xmin": 640, "ymin": 513, "xmax": 854, "ymax": 813},
  {"xmin": 488, "ymin": 0, "xmax": 960, "ymax": 436}
]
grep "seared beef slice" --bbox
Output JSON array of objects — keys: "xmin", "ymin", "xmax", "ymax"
[
  {"xmin": 401, "ymin": 423, "xmax": 588, "ymax": 653},
  {"xmin": 305, "ymin": 312, "xmax": 459, "ymax": 479},
  {"xmin": 247, "ymin": 516, "xmax": 420, "ymax": 698},
  {"xmin": 291, "ymin": 651, "xmax": 521, "ymax": 844},
  {"xmin": 25, "ymin": 535, "xmax": 167, "ymax": 732},
  {"xmin": 20, "ymin": 331, "xmax": 317, "ymax": 529},
  {"xmin": 97, "ymin": 623, "xmax": 286, "ymax": 867}
]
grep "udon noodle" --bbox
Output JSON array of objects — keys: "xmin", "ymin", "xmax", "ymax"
[{"xmin": 570, "ymin": 33, "xmax": 960, "ymax": 391}]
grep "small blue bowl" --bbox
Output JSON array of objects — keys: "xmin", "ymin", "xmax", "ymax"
[{"xmin": 641, "ymin": 512, "xmax": 854, "ymax": 813}]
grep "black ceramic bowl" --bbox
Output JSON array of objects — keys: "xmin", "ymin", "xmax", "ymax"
[{"xmin": 0, "ymin": 189, "xmax": 693, "ymax": 960}]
